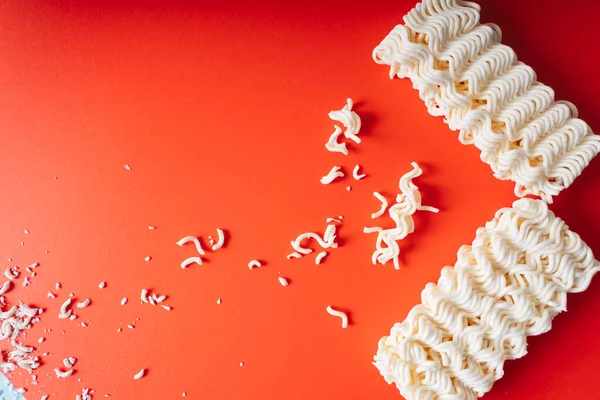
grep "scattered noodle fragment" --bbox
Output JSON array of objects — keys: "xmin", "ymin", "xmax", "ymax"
[
  {"xmin": 98, "ymin": 282, "xmax": 106, "ymax": 289},
  {"xmin": 364, "ymin": 162, "xmax": 438, "ymax": 269},
  {"xmin": 181, "ymin": 256, "xmax": 202, "ymax": 269},
  {"xmin": 121, "ymin": 297, "xmax": 128, "ymax": 306},
  {"xmin": 291, "ymin": 224, "xmax": 338, "ymax": 255},
  {"xmin": 133, "ymin": 369, "xmax": 145, "ymax": 380},
  {"xmin": 140, "ymin": 289, "xmax": 149, "ymax": 303},
  {"xmin": 176, "ymin": 236, "xmax": 205, "ymax": 255},
  {"xmin": 326, "ymin": 306, "xmax": 348, "ymax": 328},
  {"xmin": 315, "ymin": 251, "xmax": 328, "ymax": 265},
  {"xmin": 76, "ymin": 299, "xmax": 91, "ymax": 308},
  {"xmin": 286, "ymin": 252, "xmax": 302, "ymax": 260},
  {"xmin": 329, "ymin": 98, "xmax": 361, "ymax": 144},
  {"xmin": 59, "ymin": 299, "xmax": 73, "ymax": 319},
  {"xmin": 4, "ymin": 268, "xmax": 17, "ymax": 280},
  {"xmin": 320, "ymin": 166, "xmax": 344, "ymax": 184},
  {"xmin": 144, "ymin": 256, "xmax": 151, "ymax": 262},
  {"xmin": 54, "ymin": 367, "xmax": 74, "ymax": 379},
  {"xmin": 248, "ymin": 260, "xmax": 261, "ymax": 269},
  {"xmin": 211, "ymin": 229, "xmax": 225, "ymax": 251},
  {"xmin": 352, "ymin": 165, "xmax": 366, "ymax": 180},
  {"xmin": 278, "ymin": 277, "xmax": 289, "ymax": 287},
  {"xmin": 0, "ymin": 281, "xmax": 12, "ymax": 295},
  {"xmin": 325, "ymin": 126, "xmax": 348, "ymax": 155},
  {"xmin": 370, "ymin": 192, "xmax": 389, "ymax": 219}
]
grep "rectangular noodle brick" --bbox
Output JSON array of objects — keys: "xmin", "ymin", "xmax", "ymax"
[
  {"xmin": 374, "ymin": 198, "xmax": 599, "ymax": 399},
  {"xmin": 372, "ymin": 0, "xmax": 600, "ymax": 203}
]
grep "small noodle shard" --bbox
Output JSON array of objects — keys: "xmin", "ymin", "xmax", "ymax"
[
  {"xmin": 328, "ymin": 98, "xmax": 362, "ymax": 144},
  {"xmin": 352, "ymin": 165, "xmax": 366, "ymax": 180},
  {"xmin": 76, "ymin": 299, "xmax": 91, "ymax": 309},
  {"xmin": 370, "ymin": 192, "xmax": 389, "ymax": 219},
  {"xmin": 325, "ymin": 126, "xmax": 348, "ymax": 155},
  {"xmin": 181, "ymin": 256, "xmax": 202, "ymax": 269},
  {"xmin": 286, "ymin": 252, "xmax": 302, "ymax": 260},
  {"xmin": 59, "ymin": 299, "xmax": 73, "ymax": 319},
  {"xmin": 54, "ymin": 368, "xmax": 74, "ymax": 379},
  {"xmin": 176, "ymin": 236, "xmax": 205, "ymax": 255},
  {"xmin": 320, "ymin": 166, "xmax": 344, "ymax": 185},
  {"xmin": 315, "ymin": 251, "xmax": 328, "ymax": 265},
  {"xmin": 133, "ymin": 369, "xmax": 145, "ymax": 380},
  {"xmin": 0, "ymin": 281, "xmax": 12, "ymax": 295},
  {"xmin": 248, "ymin": 260, "xmax": 261, "ymax": 269},
  {"xmin": 211, "ymin": 229, "xmax": 225, "ymax": 251},
  {"xmin": 278, "ymin": 277, "xmax": 289, "ymax": 287},
  {"xmin": 326, "ymin": 306, "xmax": 348, "ymax": 328},
  {"xmin": 364, "ymin": 162, "xmax": 438, "ymax": 269},
  {"xmin": 291, "ymin": 224, "xmax": 338, "ymax": 255}
]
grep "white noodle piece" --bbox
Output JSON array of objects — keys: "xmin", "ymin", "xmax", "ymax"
[
  {"xmin": 54, "ymin": 368, "xmax": 74, "ymax": 378},
  {"xmin": 98, "ymin": 282, "xmax": 106, "ymax": 289},
  {"xmin": 181, "ymin": 256, "xmax": 202, "ymax": 269},
  {"xmin": 121, "ymin": 297, "xmax": 128, "ymax": 306},
  {"xmin": 352, "ymin": 165, "xmax": 366, "ymax": 180},
  {"xmin": 278, "ymin": 277, "xmax": 289, "ymax": 287},
  {"xmin": 0, "ymin": 281, "xmax": 12, "ymax": 295},
  {"xmin": 59, "ymin": 299, "xmax": 72, "ymax": 318},
  {"xmin": 76, "ymin": 299, "xmax": 91, "ymax": 308},
  {"xmin": 133, "ymin": 369, "xmax": 145, "ymax": 380},
  {"xmin": 326, "ymin": 306, "xmax": 348, "ymax": 328},
  {"xmin": 248, "ymin": 260, "xmax": 261, "ymax": 269},
  {"xmin": 211, "ymin": 228, "xmax": 226, "ymax": 251},
  {"xmin": 63, "ymin": 358, "xmax": 73, "ymax": 368},
  {"xmin": 315, "ymin": 251, "xmax": 328, "ymax": 265},
  {"xmin": 3, "ymin": 268, "xmax": 16, "ymax": 280},
  {"xmin": 320, "ymin": 166, "xmax": 344, "ymax": 185},
  {"xmin": 374, "ymin": 198, "xmax": 600, "ymax": 400},
  {"xmin": 326, "ymin": 217, "xmax": 341, "ymax": 223},
  {"xmin": 176, "ymin": 236, "xmax": 205, "ymax": 255},
  {"xmin": 286, "ymin": 252, "xmax": 302, "ymax": 260},
  {"xmin": 370, "ymin": 192, "xmax": 389, "ymax": 219},
  {"xmin": 328, "ymin": 98, "xmax": 362, "ymax": 144},
  {"xmin": 291, "ymin": 224, "xmax": 338, "ymax": 255},
  {"xmin": 140, "ymin": 289, "xmax": 149, "ymax": 303},
  {"xmin": 364, "ymin": 162, "xmax": 438, "ymax": 269},
  {"xmin": 325, "ymin": 126, "xmax": 348, "ymax": 155}
]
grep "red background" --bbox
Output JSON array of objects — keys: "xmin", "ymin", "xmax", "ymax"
[{"xmin": 0, "ymin": 0, "xmax": 599, "ymax": 399}]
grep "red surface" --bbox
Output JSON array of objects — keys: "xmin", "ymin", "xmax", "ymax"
[{"xmin": 0, "ymin": 1, "xmax": 599, "ymax": 399}]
